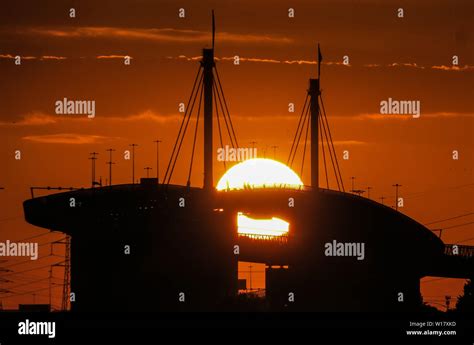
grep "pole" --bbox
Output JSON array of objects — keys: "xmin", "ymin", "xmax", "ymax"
[
  {"xmin": 129, "ymin": 144, "xmax": 138, "ymax": 184},
  {"xmin": 379, "ymin": 196, "xmax": 385, "ymax": 205},
  {"xmin": 154, "ymin": 140, "xmax": 162, "ymax": 183},
  {"xmin": 393, "ymin": 184, "xmax": 402, "ymax": 211},
  {"xmin": 367, "ymin": 186, "xmax": 372, "ymax": 199},
  {"xmin": 106, "ymin": 149, "xmax": 115, "ymax": 186},
  {"xmin": 144, "ymin": 167, "xmax": 152, "ymax": 178},
  {"xmin": 89, "ymin": 152, "xmax": 99, "ymax": 188},
  {"xmin": 351, "ymin": 177, "xmax": 355, "ymax": 192}
]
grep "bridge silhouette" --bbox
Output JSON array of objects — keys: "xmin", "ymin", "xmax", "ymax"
[{"xmin": 21, "ymin": 12, "xmax": 472, "ymax": 312}]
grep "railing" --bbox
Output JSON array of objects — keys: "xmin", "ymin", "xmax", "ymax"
[
  {"xmin": 444, "ymin": 244, "xmax": 474, "ymax": 258},
  {"xmin": 30, "ymin": 186, "xmax": 81, "ymax": 198},
  {"xmin": 218, "ymin": 185, "xmax": 308, "ymax": 192},
  {"xmin": 238, "ymin": 233, "xmax": 289, "ymax": 244}
]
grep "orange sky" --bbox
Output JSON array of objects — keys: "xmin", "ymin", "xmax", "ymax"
[{"xmin": 0, "ymin": 0, "xmax": 473, "ymax": 310}]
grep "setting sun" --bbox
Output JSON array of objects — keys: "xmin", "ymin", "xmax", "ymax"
[{"xmin": 216, "ymin": 158, "xmax": 304, "ymax": 191}]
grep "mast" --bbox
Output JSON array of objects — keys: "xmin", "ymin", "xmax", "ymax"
[
  {"xmin": 309, "ymin": 44, "xmax": 322, "ymax": 189},
  {"xmin": 203, "ymin": 11, "xmax": 215, "ymax": 190}
]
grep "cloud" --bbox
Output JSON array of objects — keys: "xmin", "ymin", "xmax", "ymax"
[
  {"xmin": 0, "ymin": 54, "xmax": 35, "ymax": 60},
  {"xmin": 431, "ymin": 65, "xmax": 474, "ymax": 71},
  {"xmin": 220, "ymin": 56, "xmax": 281, "ymax": 64},
  {"xmin": 164, "ymin": 57, "xmax": 474, "ymax": 71},
  {"xmin": 168, "ymin": 55, "xmax": 347, "ymax": 67},
  {"xmin": 96, "ymin": 55, "xmax": 132, "ymax": 59},
  {"xmin": 363, "ymin": 63, "xmax": 474, "ymax": 71},
  {"xmin": 285, "ymin": 139, "xmax": 366, "ymax": 146},
  {"xmin": 167, "ymin": 55, "xmax": 202, "ymax": 61},
  {"xmin": 387, "ymin": 62, "xmax": 425, "ymax": 69},
  {"xmin": 354, "ymin": 112, "xmax": 473, "ymax": 120},
  {"xmin": 422, "ymin": 112, "xmax": 474, "ymax": 118},
  {"xmin": 113, "ymin": 110, "xmax": 182, "ymax": 123},
  {"xmin": 332, "ymin": 140, "xmax": 367, "ymax": 146},
  {"xmin": 1, "ymin": 111, "xmax": 184, "ymax": 128},
  {"xmin": 20, "ymin": 26, "xmax": 293, "ymax": 44},
  {"xmin": 22, "ymin": 133, "xmax": 110, "ymax": 144},
  {"xmin": 40, "ymin": 55, "xmax": 66, "ymax": 60},
  {"xmin": 0, "ymin": 54, "xmax": 66, "ymax": 61},
  {"xmin": 283, "ymin": 59, "xmax": 316, "ymax": 65},
  {"xmin": 0, "ymin": 113, "xmax": 58, "ymax": 126}
]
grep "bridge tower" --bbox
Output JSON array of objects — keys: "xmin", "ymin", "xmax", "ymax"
[
  {"xmin": 309, "ymin": 45, "xmax": 322, "ymax": 189},
  {"xmin": 203, "ymin": 12, "xmax": 215, "ymax": 190}
]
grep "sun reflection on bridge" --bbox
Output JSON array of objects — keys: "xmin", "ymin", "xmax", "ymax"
[{"xmin": 237, "ymin": 212, "xmax": 289, "ymax": 238}]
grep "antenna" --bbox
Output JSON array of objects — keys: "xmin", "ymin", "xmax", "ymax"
[{"xmin": 212, "ymin": 10, "xmax": 215, "ymax": 50}]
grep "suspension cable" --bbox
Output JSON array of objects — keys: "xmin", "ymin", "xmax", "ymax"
[
  {"xmin": 300, "ymin": 104, "xmax": 311, "ymax": 177},
  {"xmin": 319, "ymin": 116, "xmax": 330, "ymax": 189},
  {"xmin": 187, "ymin": 80, "xmax": 204, "ymax": 186},
  {"xmin": 288, "ymin": 94, "xmax": 309, "ymax": 166},
  {"xmin": 166, "ymin": 72, "xmax": 204, "ymax": 185},
  {"xmin": 213, "ymin": 70, "xmax": 237, "ymax": 148},
  {"xmin": 319, "ymin": 105, "xmax": 341, "ymax": 191},
  {"xmin": 163, "ymin": 65, "xmax": 202, "ymax": 184},
  {"xmin": 320, "ymin": 95, "xmax": 345, "ymax": 191},
  {"xmin": 214, "ymin": 68, "xmax": 239, "ymax": 147},
  {"xmin": 213, "ymin": 82, "xmax": 227, "ymax": 170},
  {"xmin": 213, "ymin": 74, "xmax": 235, "ymax": 148},
  {"xmin": 290, "ymin": 101, "xmax": 310, "ymax": 168}
]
